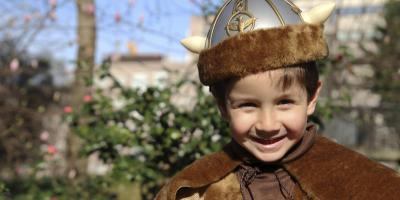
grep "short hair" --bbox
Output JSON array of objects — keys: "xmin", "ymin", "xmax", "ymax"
[{"xmin": 210, "ymin": 62, "xmax": 319, "ymax": 106}]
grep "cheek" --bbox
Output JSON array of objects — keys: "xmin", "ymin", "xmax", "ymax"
[
  {"xmin": 280, "ymin": 109, "xmax": 308, "ymax": 138},
  {"xmin": 284, "ymin": 113, "xmax": 307, "ymax": 127},
  {"xmin": 229, "ymin": 112, "xmax": 255, "ymax": 135}
]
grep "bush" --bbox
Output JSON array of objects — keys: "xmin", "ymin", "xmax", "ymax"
[
  {"xmin": 3, "ymin": 177, "xmax": 115, "ymax": 200},
  {"xmin": 67, "ymin": 62, "xmax": 230, "ymax": 199}
]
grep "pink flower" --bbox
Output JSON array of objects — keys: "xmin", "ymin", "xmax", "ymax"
[
  {"xmin": 10, "ymin": 58, "xmax": 19, "ymax": 71},
  {"xmin": 84, "ymin": 3, "xmax": 95, "ymax": 15},
  {"xmin": 49, "ymin": 11, "xmax": 57, "ymax": 21},
  {"xmin": 24, "ymin": 15, "xmax": 32, "ymax": 23},
  {"xmin": 15, "ymin": 166, "xmax": 22, "ymax": 175},
  {"xmin": 40, "ymin": 131, "xmax": 50, "ymax": 142},
  {"xmin": 83, "ymin": 95, "xmax": 92, "ymax": 102},
  {"xmin": 138, "ymin": 14, "xmax": 145, "ymax": 26},
  {"xmin": 47, "ymin": 145, "xmax": 58, "ymax": 155},
  {"xmin": 63, "ymin": 106, "xmax": 73, "ymax": 113},
  {"xmin": 129, "ymin": 0, "xmax": 136, "ymax": 7},
  {"xmin": 114, "ymin": 11, "xmax": 121, "ymax": 23},
  {"xmin": 49, "ymin": 0, "xmax": 57, "ymax": 7},
  {"xmin": 336, "ymin": 54, "xmax": 343, "ymax": 62}
]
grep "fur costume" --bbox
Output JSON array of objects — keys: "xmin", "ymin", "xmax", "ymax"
[
  {"xmin": 162, "ymin": 1, "xmax": 400, "ymax": 199},
  {"xmin": 155, "ymin": 129, "xmax": 400, "ymax": 200}
]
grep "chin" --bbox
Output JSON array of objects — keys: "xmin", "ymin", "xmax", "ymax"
[{"xmin": 254, "ymin": 151, "xmax": 287, "ymax": 163}]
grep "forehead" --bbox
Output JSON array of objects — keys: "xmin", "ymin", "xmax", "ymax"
[{"xmin": 227, "ymin": 69, "xmax": 305, "ymax": 97}]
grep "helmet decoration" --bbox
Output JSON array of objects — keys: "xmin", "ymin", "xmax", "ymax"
[{"xmin": 181, "ymin": 0, "xmax": 335, "ymax": 86}]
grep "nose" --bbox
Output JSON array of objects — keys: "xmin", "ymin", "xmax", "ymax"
[{"xmin": 255, "ymin": 109, "xmax": 281, "ymax": 135}]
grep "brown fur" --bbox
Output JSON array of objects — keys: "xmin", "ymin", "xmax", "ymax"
[
  {"xmin": 198, "ymin": 24, "xmax": 328, "ymax": 85},
  {"xmin": 284, "ymin": 136, "xmax": 400, "ymax": 200},
  {"xmin": 155, "ymin": 144, "xmax": 241, "ymax": 200},
  {"xmin": 155, "ymin": 135, "xmax": 400, "ymax": 200},
  {"xmin": 203, "ymin": 173, "xmax": 242, "ymax": 200}
]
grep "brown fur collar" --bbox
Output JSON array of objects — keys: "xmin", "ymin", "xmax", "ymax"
[
  {"xmin": 156, "ymin": 143, "xmax": 241, "ymax": 200},
  {"xmin": 284, "ymin": 136, "xmax": 400, "ymax": 200},
  {"xmin": 157, "ymin": 135, "xmax": 400, "ymax": 200},
  {"xmin": 198, "ymin": 24, "xmax": 328, "ymax": 86}
]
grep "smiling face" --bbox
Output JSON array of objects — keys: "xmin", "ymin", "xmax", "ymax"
[{"xmin": 219, "ymin": 69, "xmax": 321, "ymax": 163}]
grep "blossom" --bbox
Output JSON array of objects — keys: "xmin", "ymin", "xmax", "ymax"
[
  {"xmin": 40, "ymin": 131, "xmax": 50, "ymax": 142},
  {"xmin": 15, "ymin": 166, "xmax": 22, "ymax": 175},
  {"xmin": 47, "ymin": 145, "xmax": 58, "ymax": 155},
  {"xmin": 49, "ymin": 11, "xmax": 57, "ymax": 21},
  {"xmin": 129, "ymin": 0, "xmax": 136, "ymax": 7},
  {"xmin": 83, "ymin": 3, "xmax": 95, "ymax": 15},
  {"xmin": 63, "ymin": 106, "xmax": 73, "ymax": 113},
  {"xmin": 336, "ymin": 53, "xmax": 343, "ymax": 62},
  {"xmin": 49, "ymin": 0, "xmax": 57, "ymax": 7},
  {"xmin": 83, "ymin": 95, "xmax": 92, "ymax": 102},
  {"xmin": 10, "ymin": 58, "xmax": 19, "ymax": 71},
  {"xmin": 24, "ymin": 15, "xmax": 32, "ymax": 23},
  {"xmin": 114, "ymin": 11, "xmax": 121, "ymax": 23},
  {"xmin": 138, "ymin": 14, "xmax": 145, "ymax": 26}
]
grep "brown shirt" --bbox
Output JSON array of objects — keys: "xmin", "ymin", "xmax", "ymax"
[{"xmin": 232, "ymin": 125, "xmax": 316, "ymax": 200}]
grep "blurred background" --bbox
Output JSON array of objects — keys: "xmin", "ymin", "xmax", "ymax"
[{"xmin": 0, "ymin": 0, "xmax": 399, "ymax": 199}]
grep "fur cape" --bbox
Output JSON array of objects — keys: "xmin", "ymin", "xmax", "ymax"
[
  {"xmin": 155, "ymin": 135, "xmax": 400, "ymax": 200},
  {"xmin": 197, "ymin": 24, "xmax": 328, "ymax": 86}
]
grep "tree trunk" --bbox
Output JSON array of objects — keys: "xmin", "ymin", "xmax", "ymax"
[{"xmin": 65, "ymin": 0, "xmax": 96, "ymax": 180}]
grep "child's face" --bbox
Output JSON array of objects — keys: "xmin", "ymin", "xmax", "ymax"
[{"xmin": 220, "ymin": 69, "xmax": 321, "ymax": 163}]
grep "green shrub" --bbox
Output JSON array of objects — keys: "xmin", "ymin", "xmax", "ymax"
[
  {"xmin": 68, "ymin": 62, "xmax": 230, "ymax": 199},
  {"xmin": 3, "ymin": 177, "xmax": 115, "ymax": 200}
]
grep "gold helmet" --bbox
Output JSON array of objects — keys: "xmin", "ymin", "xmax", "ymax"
[{"xmin": 182, "ymin": 0, "xmax": 335, "ymax": 86}]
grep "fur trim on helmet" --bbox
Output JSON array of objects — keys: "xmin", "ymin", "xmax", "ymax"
[{"xmin": 198, "ymin": 24, "xmax": 328, "ymax": 86}]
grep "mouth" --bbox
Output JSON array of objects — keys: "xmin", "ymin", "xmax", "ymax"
[{"xmin": 250, "ymin": 135, "xmax": 286, "ymax": 146}]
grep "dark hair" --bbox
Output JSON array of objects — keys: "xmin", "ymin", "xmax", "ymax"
[{"xmin": 210, "ymin": 62, "xmax": 319, "ymax": 106}]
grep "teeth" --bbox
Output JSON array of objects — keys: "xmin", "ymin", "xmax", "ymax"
[
  {"xmin": 252, "ymin": 135, "xmax": 286, "ymax": 145},
  {"xmin": 262, "ymin": 135, "xmax": 284, "ymax": 141}
]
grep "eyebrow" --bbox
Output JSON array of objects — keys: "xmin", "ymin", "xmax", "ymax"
[
  {"xmin": 278, "ymin": 91, "xmax": 304, "ymax": 101},
  {"xmin": 227, "ymin": 96, "xmax": 256, "ymax": 103}
]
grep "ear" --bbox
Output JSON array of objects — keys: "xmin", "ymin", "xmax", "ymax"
[{"xmin": 307, "ymin": 80, "xmax": 323, "ymax": 115}]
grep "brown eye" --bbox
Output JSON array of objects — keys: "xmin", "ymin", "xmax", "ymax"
[
  {"xmin": 278, "ymin": 99, "xmax": 294, "ymax": 105},
  {"xmin": 239, "ymin": 102, "xmax": 257, "ymax": 108}
]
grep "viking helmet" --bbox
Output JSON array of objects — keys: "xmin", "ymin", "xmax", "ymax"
[{"xmin": 182, "ymin": 0, "xmax": 335, "ymax": 86}]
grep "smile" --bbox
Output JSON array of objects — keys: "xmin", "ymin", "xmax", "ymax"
[{"xmin": 250, "ymin": 135, "xmax": 286, "ymax": 146}]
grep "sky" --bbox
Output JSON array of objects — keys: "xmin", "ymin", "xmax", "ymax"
[{"xmin": 1, "ymin": 0, "xmax": 214, "ymax": 68}]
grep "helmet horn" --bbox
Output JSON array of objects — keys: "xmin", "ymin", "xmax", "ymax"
[
  {"xmin": 301, "ymin": 2, "xmax": 335, "ymax": 24},
  {"xmin": 180, "ymin": 36, "xmax": 207, "ymax": 54}
]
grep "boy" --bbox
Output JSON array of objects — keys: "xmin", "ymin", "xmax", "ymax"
[{"xmin": 156, "ymin": 0, "xmax": 400, "ymax": 199}]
